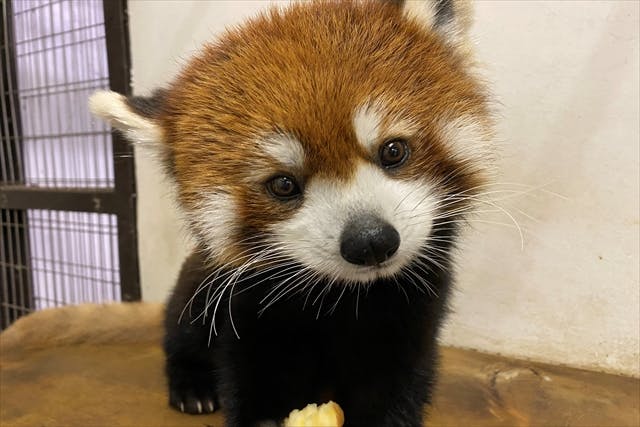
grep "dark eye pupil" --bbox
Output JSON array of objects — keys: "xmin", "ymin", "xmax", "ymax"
[
  {"xmin": 268, "ymin": 175, "xmax": 300, "ymax": 200},
  {"xmin": 380, "ymin": 139, "xmax": 408, "ymax": 167},
  {"xmin": 387, "ymin": 144, "xmax": 401, "ymax": 159},
  {"xmin": 276, "ymin": 177, "xmax": 293, "ymax": 194}
]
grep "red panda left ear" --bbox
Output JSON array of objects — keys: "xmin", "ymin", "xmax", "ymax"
[
  {"xmin": 395, "ymin": 0, "xmax": 473, "ymax": 47},
  {"xmin": 88, "ymin": 90, "xmax": 165, "ymax": 147}
]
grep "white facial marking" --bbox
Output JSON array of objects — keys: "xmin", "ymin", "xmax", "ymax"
[
  {"xmin": 260, "ymin": 134, "xmax": 305, "ymax": 169},
  {"xmin": 189, "ymin": 192, "xmax": 236, "ymax": 262},
  {"xmin": 353, "ymin": 103, "xmax": 418, "ymax": 153},
  {"xmin": 439, "ymin": 116, "xmax": 495, "ymax": 178},
  {"xmin": 88, "ymin": 90, "xmax": 162, "ymax": 145},
  {"xmin": 387, "ymin": 117, "xmax": 419, "ymax": 137},
  {"xmin": 353, "ymin": 104, "xmax": 382, "ymax": 152},
  {"xmin": 272, "ymin": 163, "xmax": 437, "ymax": 284}
]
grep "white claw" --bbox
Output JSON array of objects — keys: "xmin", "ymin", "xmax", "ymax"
[
  {"xmin": 179, "ymin": 402, "xmax": 185, "ymax": 413},
  {"xmin": 196, "ymin": 401, "xmax": 203, "ymax": 414},
  {"xmin": 207, "ymin": 400, "xmax": 215, "ymax": 412}
]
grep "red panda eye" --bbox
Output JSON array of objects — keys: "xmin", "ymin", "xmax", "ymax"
[
  {"xmin": 379, "ymin": 139, "xmax": 409, "ymax": 168},
  {"xmin": 266, "ymin": 175, "xmax": 301, "ymax": 200}
]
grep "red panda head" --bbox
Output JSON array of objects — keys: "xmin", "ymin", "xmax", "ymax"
[{"xmin": 90, "ymin": 0, "xmax": 493, "ymax": 285}]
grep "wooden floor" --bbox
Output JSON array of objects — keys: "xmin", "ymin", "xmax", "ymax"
[{"xmin": 1, "ymin": 306, "xmax": 638, "ymax": 426}]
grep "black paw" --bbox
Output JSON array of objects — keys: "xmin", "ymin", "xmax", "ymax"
[{"xmin": 169, "ymin": 385, "xmax": 219, "ymax": 415}]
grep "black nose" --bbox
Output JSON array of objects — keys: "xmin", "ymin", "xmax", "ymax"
[{"xmin": 340, "ymin": 215, "xmax": 401, "ymax": 266}]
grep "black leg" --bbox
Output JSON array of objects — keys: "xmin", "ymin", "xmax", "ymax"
[
  {"xmin": 165, "ymin": 347, "xmax": 219, "ymax": 414},
  {"xmin": 164, "ymin": 252, "xmax": 220, "ymax": 415}
]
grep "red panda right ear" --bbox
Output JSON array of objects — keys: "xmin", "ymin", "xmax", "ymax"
[
  {"xmin": 392, "ymin": 0, "xmax": 473, "ymax": 48},
  {"xmin": 126, "ymin": 89, "xmax": 167, "ymax": 121},
  {"xmin": 88, "ymin": 90, "xmax": 165, "ymax": 147}
]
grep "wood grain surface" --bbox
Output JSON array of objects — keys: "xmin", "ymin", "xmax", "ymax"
[
  {"xmin": 1, "ymin": 342, "xmax": 638, "ymax": 427},
  {"xmin": 1, "ymin": 304, "xmax": 638, "ymax": 426}
]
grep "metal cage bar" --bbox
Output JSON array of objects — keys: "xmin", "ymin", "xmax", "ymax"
[
  {"xmin": 102, "ymin": 0, "xmax": 139, "ymax": 301},
  {"xmin": 0, "ymin": 0, "xmax": 140, "ymax": 328},
  {"xmin": 1, "ymin": 0, "xmax": 34, "ymax": 329}
]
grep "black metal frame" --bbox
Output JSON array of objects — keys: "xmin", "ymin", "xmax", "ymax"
[
  {"xmin": 0, "ymin": 0, "xmax": 140, "ymax": 304},
  {"xmin": 103, "ymin": 0, "xmax": 140, "ymax": 301},
  {"xmin": 1, "ymin": 0, "xmax": 34, "ymax": 329}
]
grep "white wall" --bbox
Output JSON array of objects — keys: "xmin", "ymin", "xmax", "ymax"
[
  {"xmin": 441, "ymin": 0, "xmax": 640, "ymax": 378},
  {"xmin": 128, "ymin": 1, "xmax": 640, "ymax": 377}
]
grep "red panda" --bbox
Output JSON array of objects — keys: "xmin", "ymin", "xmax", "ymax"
[{"xmin": 90, "ymin": 1, "xmax": 494, "ymax": 425}]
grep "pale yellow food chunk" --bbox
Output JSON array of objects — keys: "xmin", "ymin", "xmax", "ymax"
[{"xmin": 284, "ymin": 401, "xmax": 344, "ymax": 427}]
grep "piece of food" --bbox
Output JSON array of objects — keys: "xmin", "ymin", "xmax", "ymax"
[{"xmin": 284, "ymin": 401, "xmax": 344, "ymax": 427}]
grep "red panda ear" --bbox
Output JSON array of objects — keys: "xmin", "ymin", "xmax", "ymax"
[
  {"xmin": 395, "ymin": 0, "xmax": 473, "ymax": 46},
  {"xmin": 88, "ymin": 90, "xmax": 165, "ymax": 147}
]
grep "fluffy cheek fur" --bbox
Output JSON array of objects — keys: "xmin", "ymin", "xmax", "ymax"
[
  {"xmin": 186, "ymin": 192, "xmax": 239, "ymax": 264},
  {"xmin": 270, "ymin": 163, "xmax": 438, "ymax": 284}
]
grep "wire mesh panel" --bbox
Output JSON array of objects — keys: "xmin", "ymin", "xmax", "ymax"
[
  {"xmin": 27, "ymin": 209, "xmax": 120, "ymax": 309},
  {"xmin": 1, "ymin": 0, "xmax": 138, "ymax": 329},
  {"xmin": 12, "ymin": 0, "xmax": 113, "ymax": 188},
  {"xmin": 0, "ymin": 209, "xmax": 33, "ymax": 328}
]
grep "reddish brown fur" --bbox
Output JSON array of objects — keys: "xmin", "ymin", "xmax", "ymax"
[{"xmin": 154, "ymin": 0, "xmax": 491, "ymax": 263}]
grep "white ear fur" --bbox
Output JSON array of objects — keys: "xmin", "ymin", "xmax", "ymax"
[
  {"xmin": 402, "ymin": 0, "xmax": 440, "ymax": 29},
  {"xmin": 401, "ymin": 0, "xmax": 473, "ymax": 48},
  {"xmin": 89, "ymin": 90, "xmax": 163, "ymax": 145}
]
